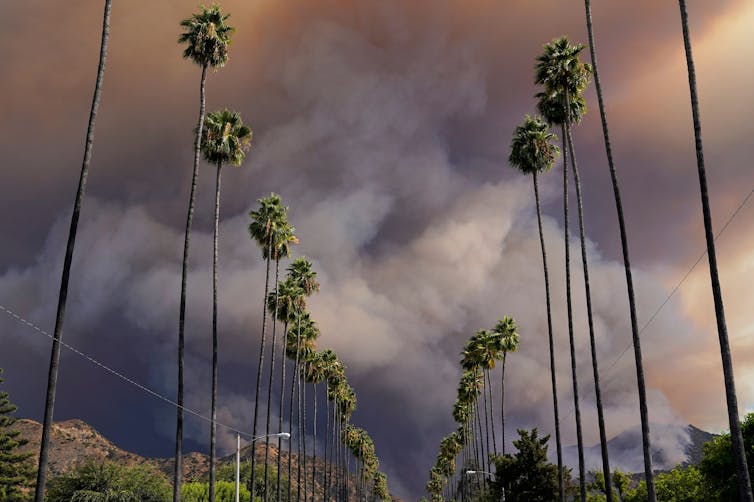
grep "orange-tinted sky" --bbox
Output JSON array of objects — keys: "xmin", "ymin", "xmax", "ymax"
[{"xmin": 1, "ymin": 0, "xmax": 753, "ymax": 498}]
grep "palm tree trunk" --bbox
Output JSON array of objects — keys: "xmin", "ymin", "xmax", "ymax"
[
  {"xmin": 289, "ymin": 316, "xmax": 303, "ymax": 502},
  {"xmin": 312, "ymin": 383, "xmax": 318, "ymax": 502},
  {"xmin": 324, "ymin": 394, "xmax": 330, "ymax": 502},
  {"xmin": 485, "ymin": 369, "xmax": 497, "ymax": 457},
  {"xmin": 34, "ymin": 3, "xmax": 112, "ymax": 501},
  {"xmin": 482, "ymin": 373, "xmax": 492, "ymax": 467},
  {"xmin": 264, "ymin": 260, "xmax": 281, "ymax": 502},
  {"xmin": 678, "ymin": 3, "xmax": 752, "ymax": 500},
  {"xmin": 533, "ymin": 170, "xmax": 565, "ymax": 501},
  {"xmin": 582, "ymin": 3, "xmax": 655, "ymax": 500},
  {"xmin": 567, "ymin": 128, "xmax": 613, "ymax": 501},
  {"xmin": 302, "ymin": 369, "xmax": 308, "ymax": 500},
  {"xmin": 501, "ymin": 354, "xmax": 506, "ymax": 455},
  {"xmin": 562, "ymin": 116, "xmax": 586, "ymax": 502},
  {"xmin": 278, "ymin": 321, "xmax": 288, "ymax": 502},
  {"xmin": 209, "ymin": 161, "xmax": 223, "ymax": 502},
  {"xmin": 474, "ymin": 399, "xmax": 486, "ymax": 479},
  {"xmin": 250, "ymin": 246, "xmax": 273, "ymax": 495}
]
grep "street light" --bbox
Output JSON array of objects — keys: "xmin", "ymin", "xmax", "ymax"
[
  {"xmin": 236, "ymin": 432, "xmax": 290, "ymax": 502},
  {"xmin": 466, "ymin": 469, "xmax": 495, "ymax": 476}
]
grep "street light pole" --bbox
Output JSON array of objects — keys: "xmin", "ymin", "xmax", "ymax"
[
  {"xmin": 236, "ymin": 433, "xmax": 241, "ymax": 502},
  {"xmin": 235, "ymin": 432, "xmax": 290, "ymax": 502}
]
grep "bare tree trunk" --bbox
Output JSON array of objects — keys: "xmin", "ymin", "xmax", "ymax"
[
  {"xmin": 678, "ymin": 2, "xmax": 752, "ymax": 500},
  {"xmin": 562, "ymin": 114, "xmax": 586, "ymax": 501},
  {"xmin": 567, "ymin": 127, "xmax": 613, "ymax": 501},
  {"xmin": 209, "ymin": 161, "xmax": 223, "ymax": 502},
  {"xmin": 533, "ymin": 170, "xmax": 565, "ymax": 501},
  {"xmin": 35, "ymin": 2, "xmax": 112, "ymax": 500},
  {"xmin": 264, "ymin": 261, "xmax": 281, "ymax": 502},
  {"xmin": 582, "ymin": 2, "xmax": 654, "ymax": 498}
]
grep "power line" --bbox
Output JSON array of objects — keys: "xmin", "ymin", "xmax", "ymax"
[
  {"xmin": 563, "ymin": 185, "xmax": 754, "ymax": 418},
  {"xmin": 0, "ymin": 303, "xmax": 255, "ymax": 439}
]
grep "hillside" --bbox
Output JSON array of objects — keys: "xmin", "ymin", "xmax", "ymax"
[
  {"xmin": 12, "ymin": 418, "xmax": 380, "ymax": 501},
  {"xmin": 563, "ymin": 423, "xmax": 716, "ymax": 474}
]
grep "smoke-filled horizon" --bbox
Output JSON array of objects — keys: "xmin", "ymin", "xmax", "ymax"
[{"xmin": 2, "ymin": 0, "xmax": 754, "ymax": 499}]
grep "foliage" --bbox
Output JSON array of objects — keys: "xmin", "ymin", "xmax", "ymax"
[
  {"xmin": 490, "ymin": 428, "xmax": 564, "ymax": 502},
  {"xmin": 46, "ymin": 461, "xmax": 170, "ymax": 502},
  {"xmin": 509, "ymin": 115, "xmax": 560, "ymax": 176},
  {"xmin": 0, "ymin": 369, "xmax": 34, "ymax": 501},
  {"xmin": 586, "ymin": 468, "xmax": 631, "ymax": 501},
  {"xmin": 178, "ymin": 4, "xmax": 234, "ymax": 68},
  {"xmin": 182, "ymin": 480, "xmax": 251, "ymax": 502},
  {"xmin": 200, "ymin": 109, "xmax": 252, "ymax": 167},
  {"xmin": 698, "ymin": 412, "xmax": 754, "ymax": 501}
]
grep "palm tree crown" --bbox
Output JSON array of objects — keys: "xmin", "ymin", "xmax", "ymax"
[
  {"xmin": 201, "ymin": 109, "xmax": 252, "ymax": 166},
  {"xmin": 509, "ymin": 115, "xmax": 560, "ymax": 176},
  {"xmin": 178, "ymin": 5, "xmax": 234, "ymax": 68},
  {"xmin": 535, "ymin": 37, "xmax": 592, "ymax": 95}
]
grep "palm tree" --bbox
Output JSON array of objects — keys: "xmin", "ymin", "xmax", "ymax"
[
  {"xmin": 286, "ymin": 313, "xmax": 318, "ymax": 501},
  {"xmin": 508, "ymin": 114, "xmax": 564, "ymax": 500},
  {"xmin": 270, "ymin": 277, "xmax": 305, "ymax": 502},
  {"xmin": 320, "ymin": 350, "xmax": 342, "ymax": 502},
  {"xmin": 535, "ymin": 36, "xmax": 593, "ymax": 501},
  {"xmin": 174, "ymin": 7, "xmax": 234, "ymax": 501},
  {"xmin": 284, "ymin": 258, "xmax": 320, "ymax": 502},
  {"xmin": 492, "ymin": 316, "xmax": 520, "ymax": 456},
  {"xmin": 34, "ymin": 2, "xmax": 113, "ymax": 500},
  {"xmin": 248, "ymin": 193, "xmax": 288, "ymax": 496},
  {"xmin": 201, "ymin": 109, "xmax": 251, "ymax": 502},
  {"xmin": 580, "ymin": 3, "xmax": 653, "ymax": 499},
  {"xmin": 677, "ymin": 3, "xmax": 753, "ymax": 500},
  {"xmin": 263, "ymin": 222, "xmax": 297, "ymax": 502},
  {"xmin": 306, "ymin": 351, "xmax": 329, "ymax": 502}
]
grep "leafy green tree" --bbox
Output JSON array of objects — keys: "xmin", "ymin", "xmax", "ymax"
[
  {"xmin": 0, "ymin": 369, "xmax": 33, "ymax": 501},
  {"xmin": 45, "ymin": 461, "xmax": 170, "ymax": 502},
  {"xmin": 699, "ymin": 413, "xmax": 754, "ymax": 501},
  {"xmin": 677, "ymin": 2, "xmax": 752, "ymax": 500},
  {"xmin": 200, "ymin": 108, "xmax": 252, "ymax": 502},
  {"xmin": 35, "ymin": 2, "xmax": 113, "ymax": 500},
  {"xmin": 491, "ymin": 428, "xmax": 564, "ymax": 502},
  {"xmin": 587, "ymin": 469, "xmax": 632, "ymax": 502},
  {"xmin": 182, "ymin": 481, "xmax": 251, "ymax": 502},
  {"xmin": 175, "ymin": 6, "xmax": 234, "ymax": 500},
  {"xmin": 624, "ymin": 466, "xmax": 708, "ymax": 502}
]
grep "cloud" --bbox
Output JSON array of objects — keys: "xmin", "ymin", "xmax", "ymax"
[{"xmin": 2, "ymin": 0, "xmax": 754, "ymax": 499}]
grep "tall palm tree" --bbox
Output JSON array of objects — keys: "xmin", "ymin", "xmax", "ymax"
[
  {"xmin": 286, "ymin": 313, "xmax": 317, "ymax": 501},
  {"xmin": 678, "ymin": 3, "xmax": 753, "ymax": 500},
  {"xmin": 34, "ymin": 2, "xmax": 113, "ymax": 500},
  {"xmin": 271, "ymin": 277, "xmax": 305, "ymax": 502},
  {"xmin": 263, "ymin": 222, "xmax": 297, "ymax": 502},
  {"xmin": 248, "ymin": 193, "xmax": 288, "ymax": 496},
  {"xmin": 174, "ymin": 7, "xmax": 234, "ymax": 501},
  {"xmin": 492, "ymin": 316, "xmax": 520, "ymax": 456},
  {"xmin": 580, "ymin": 2, "xmax": 653, "ymax": 499},
  {"xmin": 535, "ymin": 36, "xmax": 593, "ymax": 501},
  {"xmin": 508, "ymin": 114, "xmax": 564, "ymax": 500},
  {"xmin": 540, "ymin": 47, "xmax": 614, "ymax": 498},
  {"xmin": 201, "ymin": 109, "xmax": 252, "ymax": 502},
  {"xmin": 306, "ymin": 351, "xmax": 329, "ymax": 502},
  {"xmin": 461, "ymin": 331, "xmax": 494, "ymax": 467},
  {"xmin": 284, "ymin": 258, "xmax": 320, "ymax": 502},
  {"xmin": 320, "ymin": 350, "xmax": 342, "ymax": 501}
]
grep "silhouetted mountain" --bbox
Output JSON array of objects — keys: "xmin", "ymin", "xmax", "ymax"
[{"xmin": 563, "ymin": 423, "xmax": 716, "ymax": 474}]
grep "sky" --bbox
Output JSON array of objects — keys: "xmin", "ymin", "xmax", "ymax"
[{"xmin": 1, "ymin": 0, "xmax": 754, "ymax": 499}]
